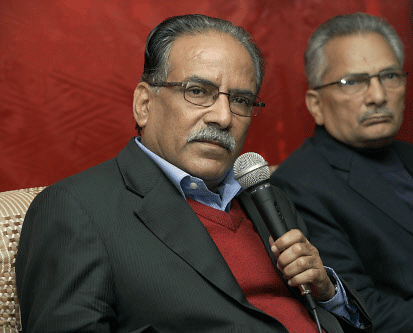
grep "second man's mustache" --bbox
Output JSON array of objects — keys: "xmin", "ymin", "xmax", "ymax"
[{"xmin": 358, "ymin": 107, "xmax": 395, "ymax": 123}]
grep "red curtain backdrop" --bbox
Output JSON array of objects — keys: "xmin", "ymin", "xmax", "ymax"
[{"xmin": 1, "ymin": 0, "xmax": 412, "ymax": 191}]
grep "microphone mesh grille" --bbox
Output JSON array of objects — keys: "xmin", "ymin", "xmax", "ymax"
[{"xmin": 233, "ymin": 152, "xmax": 270, "ymax": 190}]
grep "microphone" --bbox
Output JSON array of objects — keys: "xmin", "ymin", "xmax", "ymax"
[{"xmin": 233, "ymin": 152, "xmax": 314, "ymax": 301}]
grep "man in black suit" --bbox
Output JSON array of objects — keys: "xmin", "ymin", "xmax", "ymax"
[
  {"xmin": 16, "ymin": 14, "xmax": 371, "ymax": 332},
  {"xmin": 271, "ymin": 12, "xmax": 412, "ymax": 333}
]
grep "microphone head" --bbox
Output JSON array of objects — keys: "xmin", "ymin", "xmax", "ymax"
[{"xmin": 233, "ymin": 152, "xmax": 270, "ymax": 190}]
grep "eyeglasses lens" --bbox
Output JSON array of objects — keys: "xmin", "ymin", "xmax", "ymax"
[
  {"xmin": 183, "ymin": 82, "xmax": 259, "ymax": 117},
  {"xmin": 340, "ymin": 70, "xmax": 406, "ymax": 95}
]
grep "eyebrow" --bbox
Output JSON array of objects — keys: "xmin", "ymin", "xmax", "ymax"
[
  {"xmin": 343, "ymin": 66, "xmax": 402, "ymax": 77},
  {"xmin": 184, "ymin": 75, "xmax": 256, "ymax": 96}
]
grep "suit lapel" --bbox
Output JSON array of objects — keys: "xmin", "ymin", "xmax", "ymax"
[
  {"xmin": 116, "ymin": 139, "xmax": 251, "ymax": 307},
  {"xmin": 394, "ymin": 141, "xmax": 413, "ymax": 176},
  {"xmin": 314, "ymin": 128, "xmax": 413, "ymax": 236},
  {"xmin": 137, "ymin": 178, "xmax": 249, "ymax": 303},
  {"xmin": 348, "ymin": 146, "xmax": 413, "ymax": 236}
]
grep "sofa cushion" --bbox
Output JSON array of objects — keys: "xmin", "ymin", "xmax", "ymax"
[{"xmin": 0, "ymin": 187, "xmax": 46, "ymax": 332}]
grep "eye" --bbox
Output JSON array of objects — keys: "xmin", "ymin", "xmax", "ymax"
[
  {"xmin": 185, "ymin": 81, "xmax": 218, "ymax": 99},
  {"xmin": 340, "ymin": 77, "xmax": 363, "ymax": 87},
  {"xmin": 186, "ymin": 86, "xmax": 207, "ymax": 98},
  {"xmin": 382, "ymin": 71, "xmax": 401, "ymax": 80},
  {"xmin": 230, "ymin": 94, "xmax": 256, "ymax": 106},
  {"xmin": 232, "ymin": 96, "xmax": 250, "ymax": 105}
]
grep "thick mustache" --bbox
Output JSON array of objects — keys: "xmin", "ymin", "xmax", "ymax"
[
  {"xmin": 358, "ymin": 107, "xmax": 395, "ymax": 123},
  {"xmin": 187, "ymin": 127, "xmax": 236, "ymax": 152}
]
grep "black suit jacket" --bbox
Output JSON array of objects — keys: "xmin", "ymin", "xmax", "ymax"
[
  {"xmin": 16, "ymin": 138, "xmax": 371, "ymax": 332},
  {"xmin": 271, "ymin": 126, "xmax": 413, "ymax": 332}
]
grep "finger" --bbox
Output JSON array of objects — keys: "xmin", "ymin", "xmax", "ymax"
[
  {"xmin": 287, "ymin": 268, "xmax": 321, "ymax": 288},
  {"xmin": 270, "ymin": 237, "xmax": 280, "ymax": 257},
  {"xmin": 282, "ymin": 255, "xmax": 326, "ymax": 286},
  {"xmin": 286, "ymin": 267, "xmax": 336, "ymax": 301},
  {"xmin": 276, "ymin": 239, "xmax": 314, "ymax": 269},
  {"xmin": 280, "ymin": 252, "xmax": 323, "ymax": 280},
  {"xmin": 273, "ymin": 229, "xmax": 307, "ymax": 253}
]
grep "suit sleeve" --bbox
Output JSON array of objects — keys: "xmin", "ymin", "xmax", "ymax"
[
  {"xmin": 271, "ymin": 172, "xmax": 413, "ymax": 333},
  {"xmin": 16, "ymin": 185, "xmax": 117, "ymax": 333}
]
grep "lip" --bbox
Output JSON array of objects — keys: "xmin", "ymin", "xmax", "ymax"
[
  {"xmin": 192, "ymin": 139, "xmax": 229, "ymax": 151},
  {"xmin": 361, "ymin": 115, "xmax": 393, "ymax": 125}
]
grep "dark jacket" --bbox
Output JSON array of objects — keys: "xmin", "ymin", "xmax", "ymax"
[
  {"xmin": 271, "ymin": 126, "xmax": 413, "ymax": 332},
  {"xmin": 16, "ymin": 138, "xmax": 371, "ymax": 332}
]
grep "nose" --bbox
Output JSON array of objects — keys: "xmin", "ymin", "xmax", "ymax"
[
  {"xmin": 364, "ymin": 76, "xmax": 387, "ymax": 106},
  {"xmin": 203, "ymin": 93, "xmax": 233, "ymax": 129}
]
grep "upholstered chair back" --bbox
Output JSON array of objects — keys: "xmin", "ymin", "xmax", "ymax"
[{"xmin": 0, "ymin": 187, "xmax": 46, "ymax": 332}]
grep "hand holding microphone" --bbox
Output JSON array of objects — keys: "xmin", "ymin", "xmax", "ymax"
[
  {"xmin": 233, "ymin": 152, "xmax": 336, "ymax": 304},
  {"xmin": 268, "ymin": 230, "xmax": 335, "ymax": 302}
]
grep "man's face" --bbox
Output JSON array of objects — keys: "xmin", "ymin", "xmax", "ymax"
[
  {"xmin": 134, "ymin": 32, "xmax": 256, "ymax": 191},
  {"xmin": 306, "ymin": 33, "xmax": 406, "ymax": 148}
]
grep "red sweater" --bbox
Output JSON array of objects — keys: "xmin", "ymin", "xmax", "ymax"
[{"xmin": 188, "ymin": 198, "xmax": 321, "ymax": 333}]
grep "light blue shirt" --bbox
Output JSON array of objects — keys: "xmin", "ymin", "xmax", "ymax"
[{"xmin": 135, "ymin": 137, "xmax": 361, "ymax": 325}]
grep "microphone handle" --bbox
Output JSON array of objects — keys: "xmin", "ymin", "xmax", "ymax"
[{"xmin": 249, "ymin": 183, "xmax": 312, "ymax": 297}]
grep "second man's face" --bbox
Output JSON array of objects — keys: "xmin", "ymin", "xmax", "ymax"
[
  {"xmin": 308, "ymin": 33, "xmax": 406, "ymax": 148},
  {"xmin": 135, "ymin": 32, "xmax": 256, "ymax": 191}
]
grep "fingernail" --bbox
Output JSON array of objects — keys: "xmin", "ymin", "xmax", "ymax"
[{"xmin": 271, "ymin": 245, "xmax": 277, "ymax": 253}]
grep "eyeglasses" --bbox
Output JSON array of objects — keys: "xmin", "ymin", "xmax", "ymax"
[
  {"xmin": 150, "ymin": 80, "xmax": 265, "ymax": 117},
  {"xmin": 312, "ymin": 69, "xmax": 408, "ymax": 95}
]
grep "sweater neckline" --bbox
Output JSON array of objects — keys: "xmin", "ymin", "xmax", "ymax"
[{"xmin": 187, "ymin": 198, "xmax": 245, "ymax": 232}]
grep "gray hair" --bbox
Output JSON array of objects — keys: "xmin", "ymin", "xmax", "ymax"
[
  {"xmin": 141, "ymin": 14, "xmax": 265, "ymax": 94},
  {"xmin": 305, "ymin": 12, "xmax": 404, "ymax": 88}
]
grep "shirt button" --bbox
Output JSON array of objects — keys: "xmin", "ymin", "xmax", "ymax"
[{"xmin": 190, "ymin": 182, "xmax": 198, "ymax": 190}]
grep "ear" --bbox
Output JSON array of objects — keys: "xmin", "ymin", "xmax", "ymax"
[
  {"xmin": 133, "ymin": 82, "xmax": 153, "ymax": 129},
  {"xmin": 305, "ymin": 89, "xmax": 325, "ymax": 125}
]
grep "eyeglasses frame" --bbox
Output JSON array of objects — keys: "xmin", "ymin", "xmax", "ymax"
[
  {"xmin": 149, "ymin": 81, "xmax": 265, "ymax": 117},
  {"xmin": 312, "ymin": 70, "xmax": 409, "ymax": 93}
]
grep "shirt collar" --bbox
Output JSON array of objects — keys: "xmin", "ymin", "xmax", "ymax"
[{"xmin": 135, "ymin": 137, "xmax": 242, "ymax": 211}]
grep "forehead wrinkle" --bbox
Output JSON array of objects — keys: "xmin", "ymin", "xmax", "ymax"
[
  {"xmin": 168, "ymin": 32, "xmax": 256, "ymax": 92},
  {"xmin": 323, "ymin": 34, "xmax": 399, "ymax": 82}
]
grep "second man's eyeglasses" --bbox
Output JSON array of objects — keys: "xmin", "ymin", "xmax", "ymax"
[{"xmin": 312, "ymin": 69, "xmax": 408, "ymax": 95}]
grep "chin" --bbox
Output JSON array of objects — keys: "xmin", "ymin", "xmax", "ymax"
[
  {"xmin": 364, "ymin": 122, "xmax": 399, "ymax": 140},
  {"xmin": 196, "ymin": 169, "xmax": 228, "ymax": 182}
]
